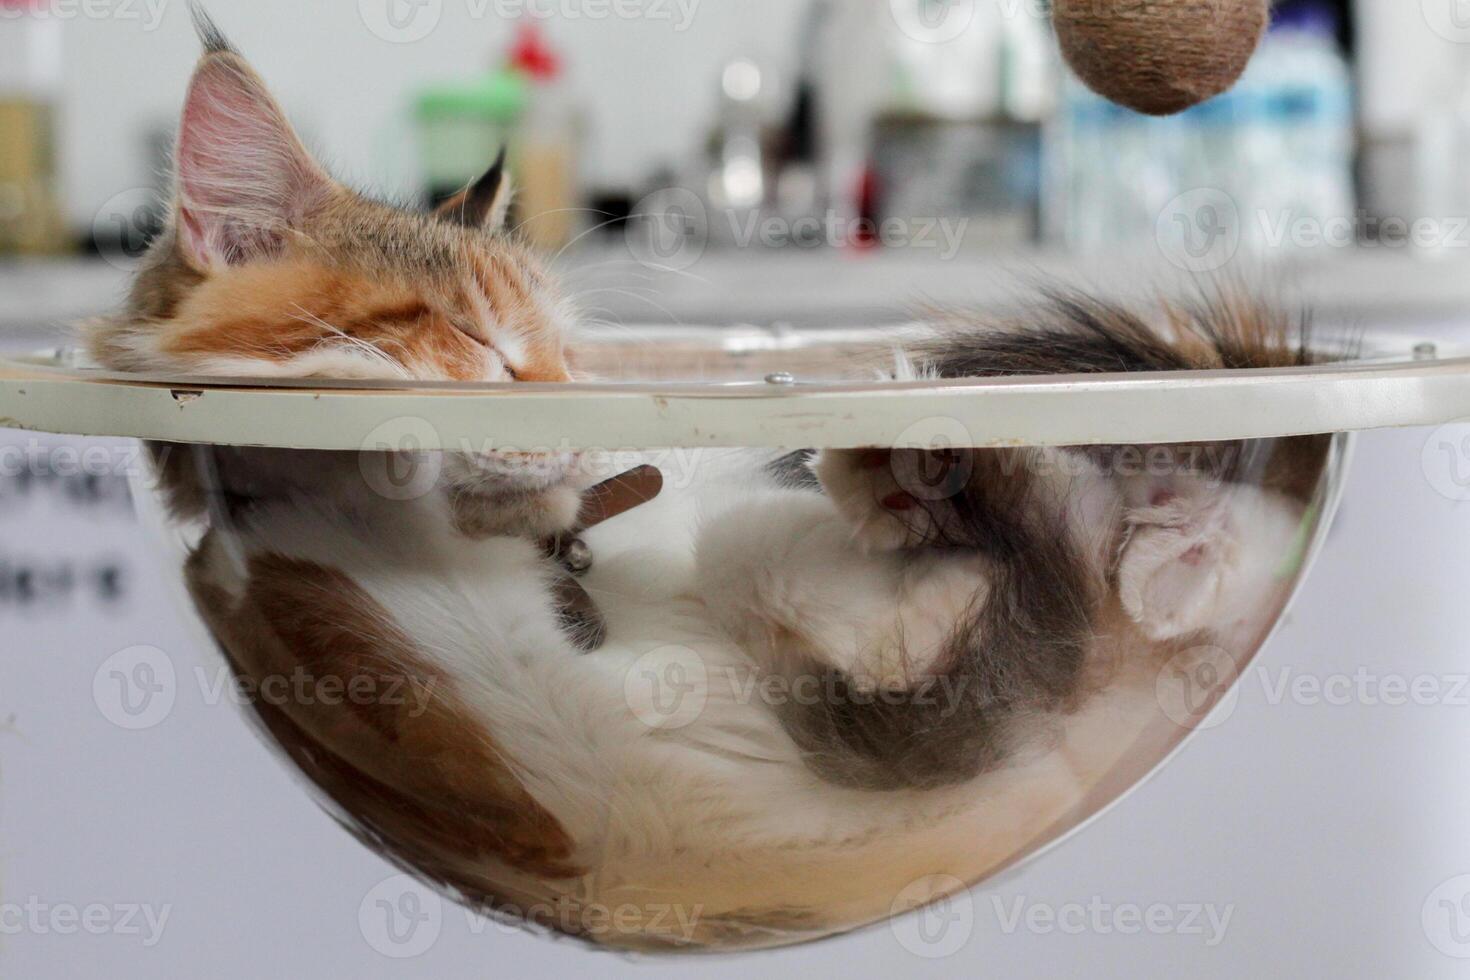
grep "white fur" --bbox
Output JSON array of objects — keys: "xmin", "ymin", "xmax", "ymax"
[{"xmin": 193, "ymin": 440, "xmax": 1308, "ymax": 947}]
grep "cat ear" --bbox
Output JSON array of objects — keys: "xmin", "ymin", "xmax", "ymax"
[
  {"xmin": 433, "ymin": 148, "xmax": 513, "ymax": 232},
  {"xmin": 173, "ymin": 49, "xmax": 334, "ymax": 270}
]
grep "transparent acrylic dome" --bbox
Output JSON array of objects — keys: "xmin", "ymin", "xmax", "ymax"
[{"xmin": 8, "ymin": 321, "xmax": 1372, "ymax": 952}]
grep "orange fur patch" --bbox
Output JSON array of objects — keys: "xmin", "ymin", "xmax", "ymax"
[
  {"xmin": 465, "ymin": 247, "xmax": 570, "ymax": 382},
  {"xmin": 162, "ymin": 260, "xmax": 491, "ymax": 380}
]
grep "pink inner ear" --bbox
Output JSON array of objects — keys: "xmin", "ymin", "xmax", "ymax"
[{"xmin": 176, "ymin": 57, "xmax": 326, "ymax": 268}]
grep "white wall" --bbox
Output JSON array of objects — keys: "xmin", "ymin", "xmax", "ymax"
[
  {"xmin": 53, "ymin": 0, "xmax": 805, "ymax": 227},
  {"xmin": 8, "ymin": 423, "xmax": 1470, "ymax": 978},
  {"xmin": 51, "ymin": 1, "xmax": 1470, "ymax": 235},
  {"xmin": 1355, "ymin": 0, "xmax": 1462, "ymax": 132}
]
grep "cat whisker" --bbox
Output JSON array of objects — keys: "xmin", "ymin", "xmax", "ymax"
[
  {"xmin": 288, "ymin": 305, "xmax": 411, "ymax": 379},
  {"xmin": 570, "ymin": 288, "xmax": 687, "ymax": 330},
  {"xmin": 508, "ymin": 206, "xmax": 612, "ymax": 238},
  {"xmin": 545, "ymin": 214, "xmax": 654, "ymax": 265}
]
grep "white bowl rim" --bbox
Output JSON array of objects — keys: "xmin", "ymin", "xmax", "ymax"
[{"xmin": 0, "ymin": 324, "xmax": 1464, "ymax": 450}]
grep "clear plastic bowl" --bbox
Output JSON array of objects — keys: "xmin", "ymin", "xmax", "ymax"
[{"xmin": 1, "ymin": 323, "xmax": 1455, "ymax": 951}]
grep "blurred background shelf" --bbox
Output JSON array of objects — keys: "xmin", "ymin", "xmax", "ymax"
[{"xmin": 9, "ymin": 247, "xmax": 1470, "ymax": 349}]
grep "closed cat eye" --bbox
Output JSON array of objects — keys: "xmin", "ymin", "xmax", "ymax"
[
  {"xmin": 450, "ymin": 321, "xmax": 519, "ymax": 378},
  {"xmin": 1, "ymin": 318, "xmax": 1457, "ymax": 953},
  {"xmin": 451, "ymin": 321, "xmax": 493, "ymax": 349}
]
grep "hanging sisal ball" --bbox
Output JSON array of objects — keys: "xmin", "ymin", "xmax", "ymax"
[{"xmin": 1052, "ymin": 0, "xmax": 1271, "ymax": 116}]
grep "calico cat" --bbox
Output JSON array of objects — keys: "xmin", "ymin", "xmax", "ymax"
[{"xmin": 86, "ymin": 17, "xmax": 1331, "ymax": 950}]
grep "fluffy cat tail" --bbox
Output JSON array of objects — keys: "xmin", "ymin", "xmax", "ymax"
[{"xmin": 776, "ymin": 288, "xmax": 1335, "ymax": 792}]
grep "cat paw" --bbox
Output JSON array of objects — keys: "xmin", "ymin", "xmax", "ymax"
[
  {"xmin": 1116, "ymin": 490, "xmax": 1235, "ymax": 641},
  {"xmin": 450, "ymin": 482, "xmax": 583, "ymax": 540},
  {"xmin": 443, "ymin": 452, "xmax": 585, "ymax": 539},
  {"xmin": 814, "ymin": 448, "xmax": 969, "ymax": 552}
]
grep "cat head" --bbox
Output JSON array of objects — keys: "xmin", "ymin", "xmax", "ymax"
[{"xmin": 89, "ymin": 32, "xmax": 574, "ymax": 384}]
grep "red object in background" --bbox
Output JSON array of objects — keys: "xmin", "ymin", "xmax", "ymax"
[
  {"xmin": 509, "ymin": 23, "xmax": 561, "ymax": 82},
  {"xmin": 851, "ymin": 165, "xmax": 880, "ymax": 251}
]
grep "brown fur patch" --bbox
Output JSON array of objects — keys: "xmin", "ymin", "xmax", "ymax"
[{"xmin": 188, "ymin": 546, "xmax": 582, "ymax": 882}]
